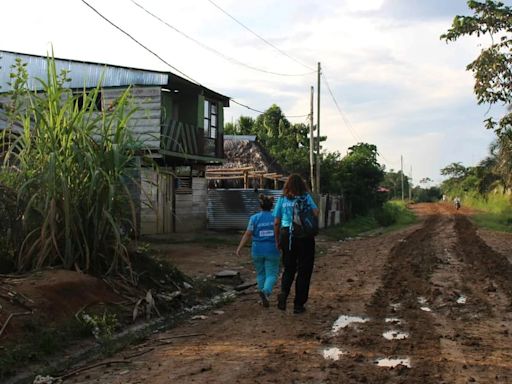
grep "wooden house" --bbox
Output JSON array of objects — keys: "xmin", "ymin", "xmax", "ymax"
[{"xmin": 0, "ymin": 50, "xmax": 230, "ymax": 234}]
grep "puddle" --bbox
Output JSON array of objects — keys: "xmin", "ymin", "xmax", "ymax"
[
  {"xmin": 417, "ymin": 297, "xmax": 427, "ymax": 304},
  {"xmin": 420, "ymin": 307, "xmax": 432, "ymax": 312},
  {"xmin": 385, "ymin": 318, "xmax": 402, "ymax": 324},
  {"xmin": 375, "ymin": 357, "xmax": 411, "ymax": 368},
  {"xmin": 322, "ymin": 347, "xmax": 346, "ymax": 361},
  {"xmin": 456, "ymin": 295, "xmax": 467, "ymax": 304},
  {"xmin": 383, "ymin": 330, "xmax": 409, "ymax": 340},
  {"xmin": 390, "ymin": 303, "xmax": 401, "ymax": 310},
  {"xmin": 331, "ymin": 315, "xmax": 369, "ymax": 334}
]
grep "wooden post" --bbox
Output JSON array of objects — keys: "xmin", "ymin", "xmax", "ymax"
[{"xmin": 310, "ymin": 85, "xmax": 316, "ymax": 193}]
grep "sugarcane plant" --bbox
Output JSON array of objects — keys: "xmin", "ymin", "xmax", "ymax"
[{"xmin": 1, "ymin": 55, "xmax": 142, "ymax": 279}]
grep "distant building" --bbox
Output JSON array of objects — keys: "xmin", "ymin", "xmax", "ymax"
[{"xmin": 207, "ymin": 135, "xmax": 286, "ymax": 189}]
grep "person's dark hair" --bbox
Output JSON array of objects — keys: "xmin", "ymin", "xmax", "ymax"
[
  {"xmin": 258, "ymin": 194, "xmax": 274, "ymax": 211},
  {"xmin": 283, "ymin": 174, "xmax": 308, "ymax": 198}
]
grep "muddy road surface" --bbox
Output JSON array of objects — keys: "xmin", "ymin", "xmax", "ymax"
[{"xmin": 67, "ymin": 203, "xmax": 512, "ymax": 383}]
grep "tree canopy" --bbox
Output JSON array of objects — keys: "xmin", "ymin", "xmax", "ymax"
[
  {"xmin": 337, "ymin": 143, "xmax": 384, "ymax": 215},
  {"xmin": 441, "ymin": 0, "xmax": 512, "ymax": 137}
]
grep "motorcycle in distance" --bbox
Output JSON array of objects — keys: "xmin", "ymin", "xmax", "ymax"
[{"xmin": 454, "ymin": 197, "xmax": 461, "ymax": 210}]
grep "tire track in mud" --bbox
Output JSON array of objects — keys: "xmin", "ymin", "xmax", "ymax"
[
  {"xmin": 364, "ymin": 214, "xmax": 445, "ymax": 383},
  {"xmin": 324, "ymin": 212, "xmax": 445, "ymax": 383},
  {"xmin": 431, "ymin": 213, "xmax": 512, "ymax": 383},
  {"xmin": 349, "ymin": 207, "xmax": 512, "ymax": 384},
  {"xmin": 325, "ymin": 204, "xmax": 512, "ymax": 383}
]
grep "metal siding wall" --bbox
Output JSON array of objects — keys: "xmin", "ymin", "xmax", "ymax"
[
  {"xmin": 207, "ymin": 190, "xmax": 344, "ymax": 231},
  {"xmin": 207, "ymin": 189, "xmax": 283, "ymax": 230}
]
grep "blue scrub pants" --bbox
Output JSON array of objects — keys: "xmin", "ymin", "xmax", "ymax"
[{"xmin": 252, "ymin": 254, "xmax": 280, "ymax": 296}]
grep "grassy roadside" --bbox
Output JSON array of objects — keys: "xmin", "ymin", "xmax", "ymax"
[
  {"xmin": 322, "ymin": 200, "xmax": 417, "ymax": 240},
  {"xmin": 471, "ymin": 212, "xmax": 512, "ymax": 233},
  {"xmin": 461, "ymin": 194, "xmax": 512, "ymax": 233}
]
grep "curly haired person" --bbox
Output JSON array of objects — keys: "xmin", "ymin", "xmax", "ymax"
[{"xmin": 273, "ymin": 174, "xmax": 319, "ymax": 314}]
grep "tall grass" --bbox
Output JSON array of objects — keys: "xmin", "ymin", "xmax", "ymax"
[
  {"xmin": 459, "ymin": 192, "xmax": 512, "ymax": 232},
  {"xmin": 2, "ymin": 55, "xmax": 142, "ymax": 277}
]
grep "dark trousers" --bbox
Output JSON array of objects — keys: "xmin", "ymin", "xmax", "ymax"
[{"xmin": 279, "ymin": 229, "xmax": 315, "ymax": 307}]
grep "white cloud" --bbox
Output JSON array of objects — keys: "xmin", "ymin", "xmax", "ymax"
[{"xmin": 0, "ymin": 0, "xmax": 497, "ymax": 184}]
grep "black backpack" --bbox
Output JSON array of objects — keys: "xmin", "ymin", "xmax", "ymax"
[{"xmin": 291, "ymin": 195, "xmax": 319, "ymax": 238}]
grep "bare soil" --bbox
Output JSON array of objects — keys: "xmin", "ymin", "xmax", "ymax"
[{"xmin": 8, "ymin": 203, "xmax": 512, "ymax": 383}]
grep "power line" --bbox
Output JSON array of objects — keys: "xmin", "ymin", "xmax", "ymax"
[
  {"xmin": 321, "ymin": 70, "xmax": 362, "ymax": 143},
  {"xmin": 231, "ymin": 98, "xmax": 309, "ymax": 118},
  {"xmin": 129, "ymin": 0, "xmax": 315, "ymax": 77},
  {"xmin": 206, "ymin": 0, "xmax": 315, "ymax": 71},
  {"xmin": 321, "ymin": 69, "xmax": 397, "ymax": 166},
  {"xmin": 82, "ymin": 1, "xmax": 308, "ymax": 123},
  {"xmin": 80, "ymin": 0, "xmax": 200, "ymax": 85}
]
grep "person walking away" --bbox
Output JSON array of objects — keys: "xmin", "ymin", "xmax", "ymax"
[
  {"xmin": 273, "ymin": 174, "xmax": 319, "ymax": 314},
  {"xmin": 236, "ymin": 194, "xmax": 280, "ymax": 307}
]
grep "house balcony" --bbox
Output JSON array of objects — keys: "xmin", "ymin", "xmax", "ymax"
[{"xmin": 160, "ymin": 119, "xmax": 223, "ymax": 163}]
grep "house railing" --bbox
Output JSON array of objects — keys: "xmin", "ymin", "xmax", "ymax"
[{"xmin": 161, "ymin": 119, "xmax": 221, "ymax": 158}]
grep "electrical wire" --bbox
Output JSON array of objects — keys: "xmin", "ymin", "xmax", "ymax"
[
  {"xmin": 80, "ymin": 0, "xmax": 201, "ymax": 85},
  {"xmin": 206, "ymin": 0, "xmax": 316, "ymax": 71},
  {"xmin": 231, "ymin": 98, "xmax": 309, "ymax": 118},
  {"xmin": 129, "ymin": 0, "xmax": 315, "ymax": 77},
  {"xmin": 321, "ymin": 71, "xmax": 362, "ymax": 143},
  {"xmin": 321, "ymin": 70, "xmax": 397, "ymax": 166},
  {"xmin": 82, "ymin": 0, "xmax": 308, "ymax": 119}
]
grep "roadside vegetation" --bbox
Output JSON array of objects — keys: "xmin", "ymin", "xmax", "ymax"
[
  {"xmin": 440, "ymin": 0, "xmax": 512, "ymax": 232},
  {"xmin": 323, "ymin": 200, "xmax": 417, "ymax": 240},
  {"xmin": 1, "ymin": 55, "xmax": 141, "ymax": 277}
]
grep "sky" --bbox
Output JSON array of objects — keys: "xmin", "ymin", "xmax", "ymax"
[{"xmin": 1, "ymin": 0, "xmax": 508, "ymax": 185}]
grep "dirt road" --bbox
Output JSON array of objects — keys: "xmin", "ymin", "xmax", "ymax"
[{"xmin": 66, "ymin": 203, "xmax": 512, "ymax": 383}]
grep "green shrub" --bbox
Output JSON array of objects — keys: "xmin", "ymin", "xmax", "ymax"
[{"xmin": 374, "ymin": 201, "xmax": 400, "ymax": 226}]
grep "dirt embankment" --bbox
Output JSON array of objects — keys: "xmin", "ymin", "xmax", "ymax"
[{"xmin": 15, "ymin": 203, "xmax": 512, "ymax": 383}]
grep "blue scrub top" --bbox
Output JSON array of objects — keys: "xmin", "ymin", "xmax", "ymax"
[
  {"xmin": 273, "ymin": 194, "xmax": 318, "ymax": 228},
  {"xmin": 247, "ymin": 211, "xmax": 280, "ymax": 257}
]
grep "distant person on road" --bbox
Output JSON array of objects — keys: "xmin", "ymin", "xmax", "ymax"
[
  {"xmin": 236, "ymin": 194, "xmax": 280, "ymax": 307},
  {"xmin": 454, "ymin": 196, "xmax": 461, "ymax": 210},
  {"xmin": 273, "ymin": 174, "xmax": 319, "ymax": 314}
]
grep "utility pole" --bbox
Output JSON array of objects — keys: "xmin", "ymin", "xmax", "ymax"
[
  {"xmin": 409, "ymin": 165, "xmax": 413, "ymax": 201},
  {"xmin": 315, "ymin": 62, "xmax": 321, "ymax": 195},
  {"xmin": 309, "ymin": 86, "xmax": 316, "ymax": 193},
  {"xmin": 401, "ymin": 155, "xmax": 404, "ymax": 201}
]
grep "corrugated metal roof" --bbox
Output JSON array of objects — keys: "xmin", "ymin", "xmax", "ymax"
[
  {"xmin": 0, "ymin": 50, "xmax": 168, "ymax": 92},
  {"xmin": 224, "ymin": 135, "xmax": 257, "ymax": 142},
  {"xmin": 207, "ymin": 189, "xmax": 282, "ymax": 230}
]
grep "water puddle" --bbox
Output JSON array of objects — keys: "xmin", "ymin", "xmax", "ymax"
[
  {"xmin": 417, "ymin": 297, "xmax": 427, "ymax": 305},
  {"xmin": 322, "ymin": 347, "xmax": 346, "ymax": 361},
  {"xmin": 456, "ymin": 295, "xmax": 467, "ymax": 304},
  {"xmin": 331, "ymin": 315, "xmax": 369, "ymax": 334},
  {"xmin": 383, "ymin": 330, "xmax": 409, "ymax": 340},
  {"xmin": 375, "ymin": 357, "xmax": 411, "ymax": 368},
  {"xmin": 420, "ymin": 307, "xmax": 432, "ymax": 312},
  {"xmin": 390, "ymin": 303, "xmax": 401, "ymax": 310},
  {"xmin": 385, "ymin": 317, "xmax": 402, "ymax": 324}
]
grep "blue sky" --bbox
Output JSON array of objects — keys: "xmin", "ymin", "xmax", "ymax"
[{"xmin": 1, "ymin": 0, "xmax": 508, "ymax": 184}]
